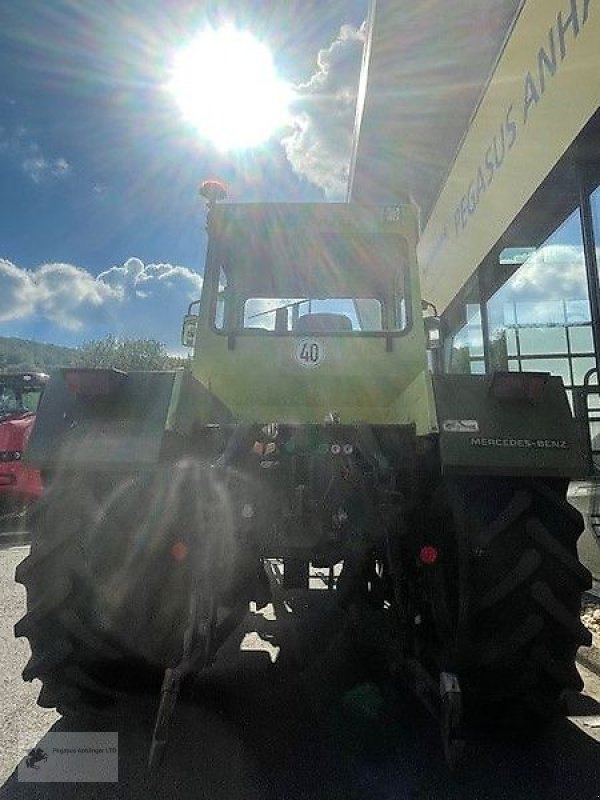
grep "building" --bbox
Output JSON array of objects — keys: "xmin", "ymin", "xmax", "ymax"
[{"xmin": 350, "ymin": 0, "xmax": 600, "ymax": 577}]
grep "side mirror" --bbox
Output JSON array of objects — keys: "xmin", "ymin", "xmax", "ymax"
[
  {"xmin": 423, "ymin": 315, "xmax": 441, "ymax": 350},
  {"xmin": 181, "ymin": 315, "xmax": 198, "ymax": 348}
]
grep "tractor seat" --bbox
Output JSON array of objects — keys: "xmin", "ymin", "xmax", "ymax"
[{"xmin": 294, "ymin": 313, "xmax": 353, "ymax": 333}]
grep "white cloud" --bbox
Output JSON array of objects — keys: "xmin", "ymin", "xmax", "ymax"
[
  {"xmin": 0, "ymin": 259, "xmax": 37, "ymax": 321},
  {"xmin": 496, "ymin": 245, "xmax": 588, "ymax": 302},
  {"xmin": 22, "ymin": 154, "xmax": 71, "ymax": 183},
  {"xmin": 98, "ymin": 257, "xmax": 203, "ymax": 301},
  {"xmin": 492, "ymin": 244, "xmax": 591, "ymax": 327},
  {"xmin": 0, "ymin": 257, "xmax": 203, "ymax": 345},
  {"xmin": 33, "ymin": 263, "xmax": 122, "ymax": 330},
  {"xmin": 506, "ymin": 244, "xmax": 588, "ymax": 299},
  {"xmin": 0, "ymin": 125, "xmax": 71, "ymax": 183},
  {"xmin": 281, "ymin": 22, "xmax": 366, "ymax": 199}
]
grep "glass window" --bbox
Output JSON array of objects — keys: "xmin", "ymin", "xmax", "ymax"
[
  {"xmin": 0, "ymin": 388, "xmax": 40, "ymax": 416},
  {"xmin": 485, "ymin": 206, "xmax": 589, "ymax": 389},
  {"xmin": 21, "ymin": 391, "xmax": 41, "ymax": 412},
  {"xmin": 0, "ymin": 388, "xmax": 21, "ymax": 416},
  {"xmin": 520, "ymin": 358, "xmax": 571, "ymax": 385},
  {"xmin": 565, "ymin": 299, "xmax": 591, "ymax": 325},
  {"xmin": 518, "ymin": 326, "xmax": 567, "ymax": 355},
  {"xmin": 216, "ymin": 231, "xmax": 408, "ymax": 336},
  {"xmin": 444, "ymin": 303, "xmax": 484, "ymax": 374},
  {"xmin": 572, "ymin": 356, "xmax": 597, "ymax": 385},
  {"xmin": 505, "ymin": 328, "xmax": 517, "ymax": 356},
  {"xmin": 242, "ymin": 298, "xmax": 383, "ymax": 332},
  {"xmin": 569, "ymin": 325, "xmax": 594, "ymax": 352},
  {"xmin": 590, "ymin": 184, "xmax": 600, "ymax": 255},
  {"xmin": 214, "ymin": 266, "xmax": 229, "ymax": 330}
]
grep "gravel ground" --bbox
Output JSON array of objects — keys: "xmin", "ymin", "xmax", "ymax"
[
  {"xmin": 582, "ymin": 601, "xmax": 600, "ymax": 650},
  {"xmin": 2, "ymin": 542, "xmax": 600, "ymax": 800},
  {"xmin": 580, "ymin": 596, "xmax": 600, "ymax": 676},
  {"xmin": 0, "ymin": 545, "xmax": 59, "ymax": 783}
]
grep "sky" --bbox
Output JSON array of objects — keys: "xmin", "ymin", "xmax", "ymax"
[{"xmin": 0, "ymin": 0, "xmax": 368, "ymax": 350}]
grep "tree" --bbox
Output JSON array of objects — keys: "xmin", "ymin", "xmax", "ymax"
[
  {"xmin": 76, "ymin": 335, "xmax": 175, "ymax": 370},
  {"xmin": 488, "ymin": 330, "xmax": 509, "ymax": 371}
]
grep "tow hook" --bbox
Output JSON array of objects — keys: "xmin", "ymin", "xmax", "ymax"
[
  {"xmin": 440, "ymin": 671, "xmax": 464, "ymax": 768},
  {"xmin": 148, "ymin": 578, "xmax": 216, "ymax": 772}
]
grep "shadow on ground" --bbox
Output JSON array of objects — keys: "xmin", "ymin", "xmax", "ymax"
[{"xmin": 2, "ymin": 628, "xmax": 600, "ymax": 800}]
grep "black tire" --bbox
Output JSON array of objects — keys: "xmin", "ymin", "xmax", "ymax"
[
  {"xmin": 15, "ymin": 461, "xmax": 245, "ymax": 715},
  {"xmin": 437, "ymin": 476, "xmax": 592, "ymax": 725}
]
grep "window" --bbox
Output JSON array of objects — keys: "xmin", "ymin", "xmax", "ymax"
[
  {"xmin": 243, "ymin": 298, "xmax": 384, "ymax": 332},
  {"xmin": 444, "ymin": 304, "xmax": 485, "ymax": 374},
  {"xmin": 485, "ymin": 207, "xmax": 592, "ymax": 397},
  {"xmin": 0, "ymin": 388, "xmax": 40, "ymax": 416},
  {"xmin": 442, "ymin": 275, "xmax": 484, "ymax": 375},
  {"xmin": 213, "ymin": 230, "xmax": 409, "ymax": 336},
  {"xmin": 214, "ymin": 266, "xmax": 229, "ymax": 330}
]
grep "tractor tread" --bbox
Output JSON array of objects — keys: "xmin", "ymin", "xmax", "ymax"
[
  {"xmin": 62, "ymin": 666, "xmax": 124, "ymax": 701},
  {"xmin": 14, "ymin": 575, "xmax": 72, "ymax": 633},
  {"xmin": 37, "ymin": 681, "xmax": 81, "ymax": 711},
  {"xmin": 532, "ymin": 480, "xmax": 584, "ymax": 532},
  {"xmin": 479, "ymin": 613, "xmax": 544, "ymax": 666},
  {"xmin": 475, "ymin": 490, "xmax": 532, "ymax": 550},
  {"xmin": 479, "ymin": 548, "xmax": 541, "ymax": 610},
  {"xmin": 57, "ymin": 609, "xmax": 123, "ymax": 661},
  {"xmin": 23, "ymin": 638, "xmax": 74, "ymax": 683},
  {"xmin": 531, "ymin": 581, "xmax": 592, "ymax": 646},
  {"xmin": 526, "ymin": 518, "xmax": 592, "ymax": 589},
  {"xmin": 532, "ymin": 644, "xmax": 584, "ymax": 691},
  {"xmin": 434, "ymin": 477, "xmax": 588, "ymax": 725}
]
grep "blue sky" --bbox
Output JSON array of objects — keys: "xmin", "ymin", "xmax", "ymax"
[{"xmin": 0, "ymin": 0, "xmax": 367, "ymax": 349}]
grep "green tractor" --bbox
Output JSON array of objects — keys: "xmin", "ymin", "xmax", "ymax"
[{"xmin": 16, "ymin": 182, "xmax": 592, "ymax": 767}]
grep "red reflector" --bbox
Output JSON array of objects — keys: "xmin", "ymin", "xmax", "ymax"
[
  {"xmin": 63, "ymin": 368, "xmax": 127, "ymax": 397},
  {"xmin": 489, "ymin": 371, "xmax": 548, "ymax": 402},
  {"xmin": 419, "ymin": 545, "xmax": 438, "ymax": 565},
  {"xmin": 171, "ymin": 542, "xmax": 188, "ymax": 562}
]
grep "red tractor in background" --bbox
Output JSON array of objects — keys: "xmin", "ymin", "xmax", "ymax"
[{"xmin": 0, "ymin": 372, "xmax": 48, "ymax": 523}]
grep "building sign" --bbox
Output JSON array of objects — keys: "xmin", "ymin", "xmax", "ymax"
[{"xmin": 418, "ymin": 0, "xmax": 599, "ymax": 312}]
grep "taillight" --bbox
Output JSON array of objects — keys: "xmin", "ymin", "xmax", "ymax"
[{"xmin": 489, "ymin": 371, "xmax": 548, "ymax": 403}]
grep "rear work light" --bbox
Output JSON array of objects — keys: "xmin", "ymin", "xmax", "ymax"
[
  {"xmin": 63, "ymin": 368, "xmax": 127, "ymax": 398},
  {"xmin": 489, "ymin": 371, "xmax": 548, "ymax": 403}
]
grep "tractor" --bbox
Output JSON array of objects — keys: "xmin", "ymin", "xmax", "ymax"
[
  {"xmin": 16, "ymin": 183, "xmax": 592, "ymax": 767},
  {"xmin": 0, "ymin": 372, "xmax": 48, "ymax": 521}
]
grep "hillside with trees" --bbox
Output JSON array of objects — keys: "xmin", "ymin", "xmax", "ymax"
[
  {"xmin": 0, "ymin": 335, "xmax": 188, "ymax": 373},
  {"xmin": 0, "ymin": 336, "xmax": 77, "ymax": 372}
]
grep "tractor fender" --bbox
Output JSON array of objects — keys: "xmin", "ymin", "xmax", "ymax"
[{"xmin": 431, "ymin": 372, "xmax": 590, "ymax": 478}]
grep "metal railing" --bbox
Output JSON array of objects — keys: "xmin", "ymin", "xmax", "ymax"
[{"xmin": 572, "ymin": 366, "xmax": 600, "ymax": 476}]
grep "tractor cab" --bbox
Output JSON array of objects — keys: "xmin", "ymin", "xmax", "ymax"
[
  {"xmin": 0, "ymin": 372, "xmax": 48, "ymax": 511},
  {"xmin": 184, "ymin": 193, "xmax": 436, "ymax": 431},
  {"xmin": 0, "ymin": 373, "xmax": 49, "ymax": 422}
]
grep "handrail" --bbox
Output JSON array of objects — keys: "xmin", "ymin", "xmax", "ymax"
[
  {"xmin": 187, "ymin": 299, "xmax": 201, "ymax": 317},
  {"xmin": 572, "ymin": 367, "xmax": 600, "ymax": 476}
]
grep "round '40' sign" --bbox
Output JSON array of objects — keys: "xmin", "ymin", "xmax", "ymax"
[{"xmin": 294, "ymin": 338, "xmax": 324, "ymax": 368}]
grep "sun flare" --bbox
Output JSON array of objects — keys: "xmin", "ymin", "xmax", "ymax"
[{"xmin": 169, "ymin": 26, "xmax": 292, "ymax": 151}]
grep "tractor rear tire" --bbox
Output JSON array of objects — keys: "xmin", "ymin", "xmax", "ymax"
[
  {"xmin": 443, "ymin": 476, "xmax": 592, "ymax": 726},
  {"xmin": 15, "ymin": 463, "xmax": 242, "ymax": 715}
]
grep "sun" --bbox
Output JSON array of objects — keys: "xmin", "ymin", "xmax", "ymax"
[{"xmin": 169, "ymin": 26, "xmax": 292, "ymax": 151}]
